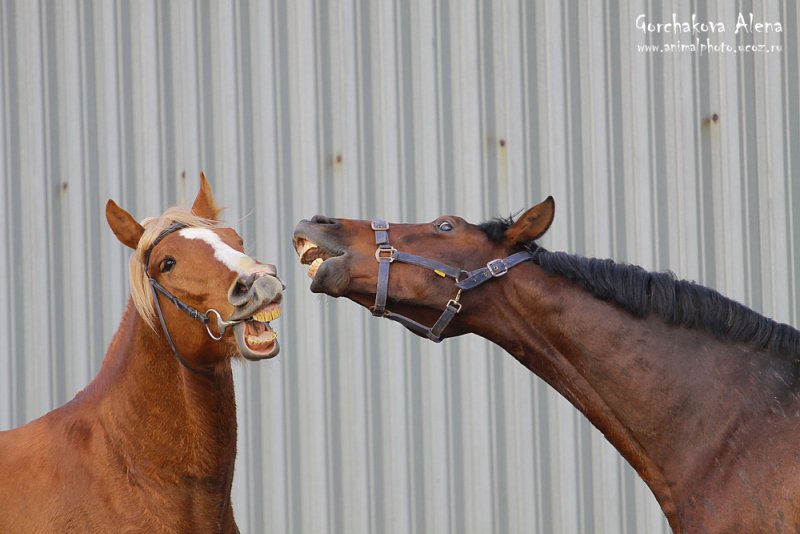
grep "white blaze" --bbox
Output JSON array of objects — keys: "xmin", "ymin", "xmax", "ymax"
[{"xmin": 179, "ymin": 228, "xmax": 257, "ymax": 275}]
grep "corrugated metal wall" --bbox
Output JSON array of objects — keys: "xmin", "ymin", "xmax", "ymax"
[{"xmin": 1, "ymin": 1, "xmax": 797, "ymax": 532}]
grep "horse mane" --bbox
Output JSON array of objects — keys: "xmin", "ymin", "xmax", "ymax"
[
  {"xmin": 479, "ymin": 217, "xmax": 800, "ymax": 356},
  {"xmin": 130, "ymin": 207, "xmax": 219, "ymax": 330}
]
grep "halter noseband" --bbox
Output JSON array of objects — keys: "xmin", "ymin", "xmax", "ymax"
[
  {"xmin": 370, "ymin": 218, "xmax": 534, "ymax": 342},
  {"xmin": 143, "ymin": 222, "xmax": 246, "ymax": 375}
]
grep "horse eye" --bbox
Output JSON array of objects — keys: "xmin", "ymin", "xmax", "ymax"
[
  {"xmin": 160, "ymin": 258, "xmax": 176, "ymax": 273},
  {"xmin": 437, "ymin": 220, "xmax": 454, "ymax": 232}
]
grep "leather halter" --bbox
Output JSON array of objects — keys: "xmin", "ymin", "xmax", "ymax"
[
  {"xmin": 370, "ymin": 218, "xmax": 534, "ymax": 342},
  {"xmin": 144, "ymin": 222, "xmax": 244, "ymax": 375}
]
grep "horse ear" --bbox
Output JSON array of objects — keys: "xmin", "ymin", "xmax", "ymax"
[
  {"xmin": 106, "ymin": 200, "xmax": 145, "ymax": 249},
  {"xmin": 191, "ymin": 171, "xmax": 221, "ymax": 221},
  {"xmin": 505, "ymin": 196, "xmax": 555, "ymax": 246}
]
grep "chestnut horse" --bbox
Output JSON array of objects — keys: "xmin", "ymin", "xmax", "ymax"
[
  {"xmin": 294, "ymin": 198, "xmax": 800, "ymax": 533},
  {"xmin": 0, "ymin": 175, "xmax": 282, "ymax": 533}
]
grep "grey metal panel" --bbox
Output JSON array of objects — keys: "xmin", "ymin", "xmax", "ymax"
[{"xmin": 1, "ymin": 1, "xmax": 797, "ymax": 532}]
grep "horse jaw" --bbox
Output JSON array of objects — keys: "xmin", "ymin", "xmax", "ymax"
[{"xmin": 225, "ymin": 301, "xmax": 282, "ymax": 360}]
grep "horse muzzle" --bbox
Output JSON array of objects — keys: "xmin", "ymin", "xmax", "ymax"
[{"xmin": 222, "ymin": 270, "xmax": 284, "ymax": 360}]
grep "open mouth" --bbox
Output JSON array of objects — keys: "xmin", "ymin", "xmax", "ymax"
[
  {"xmin": 234, "ymin": 302, "xmax": 281, "ymax": 360},
  {"xmin": 294, "ymin": 237, "xmax": 338, "ymax": 279}
]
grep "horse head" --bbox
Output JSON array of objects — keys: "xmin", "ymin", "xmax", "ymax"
[
  {"xmin": 292, "ymin": 198, "xmax": 554, "ymax": 341},
  {"xmin": 107, "ymin": 173, "xmax": 283, "ymax": 368}
]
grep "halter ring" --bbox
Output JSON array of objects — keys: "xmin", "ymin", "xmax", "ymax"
[{"xmin": 205, "ymin": 308, "xmax": 244, "ymax": 341}]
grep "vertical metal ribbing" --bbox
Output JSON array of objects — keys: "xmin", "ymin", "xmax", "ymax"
[{"xmin": 1, "ymin": 3, "xmax": 796, "ymax": 533}]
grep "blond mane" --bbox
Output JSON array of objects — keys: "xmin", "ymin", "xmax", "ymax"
[{"xmin": 129, "ymin": 206, "xmax": 219, "ymax": 330}]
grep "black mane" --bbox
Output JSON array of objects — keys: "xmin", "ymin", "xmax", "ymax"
[
  {"xmin": 479, "ymin": 215, "xmax": 515, "ymax": 243},
  {"xmin": 479, "ymin": 217, "xmax": 800, "ymax": 356}
]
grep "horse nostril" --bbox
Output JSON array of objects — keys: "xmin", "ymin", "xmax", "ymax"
[
  {"xmin": 310, "ymin": 215, "xmax": 338, "ymax": 226},
  {"xmin": 229, "ymin": 274, "xmax": 255, "ymax": 303}
]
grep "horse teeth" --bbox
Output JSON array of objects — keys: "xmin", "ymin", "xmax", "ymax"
[
  {"xmin": 247, "ymin": 331, "xmax": 276, "ymax": 346},
  {"xmin": 307, "ymin": 257, "xmax": 324, "ymax": 279},
  {"xmin": 252, "ymin": 306, "xmax": 280, "ymax": 323},
  {"xmin": 297, "ymin": 239, "xmax": 318, "ymax": 260}
]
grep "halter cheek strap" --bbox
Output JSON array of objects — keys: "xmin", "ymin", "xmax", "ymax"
[{"xmin": 369, "ymin": 218, "xmax": 533, "ymax": 342}]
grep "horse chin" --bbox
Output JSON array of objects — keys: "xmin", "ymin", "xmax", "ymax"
[
  {"xmin": 233, "ymin": 321, "xmax": 281, "ymax": 360},
  {"xmin": 308, "ymin": 255, "xmax": 351, "ymax": 297}
]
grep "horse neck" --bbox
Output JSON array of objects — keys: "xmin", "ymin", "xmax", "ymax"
[
  {"xmin": 88, "ymin": 299, "xmax": 237, "ymax": 482},
  {"xmin": 465, "ymin": 264, "xmax": 790, "ymax": 527}
]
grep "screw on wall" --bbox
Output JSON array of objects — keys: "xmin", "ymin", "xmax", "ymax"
[{"xmin": 702, "ymin": 113, "xmax": 720, "ymax": 127}]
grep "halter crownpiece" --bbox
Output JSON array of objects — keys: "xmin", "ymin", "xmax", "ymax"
[{"xmin": 369, "ymin": 218, "xmax": 534, "ymax": 342}]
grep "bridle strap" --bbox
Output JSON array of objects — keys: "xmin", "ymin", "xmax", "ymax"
[
  {"xmin": 372, "ymin": 218, "xmax": 392, "ymax": 316},
  {"xmin": 144, "ymin": 222, "xmax": 215, "ymax": 376},
  {"xmin": 369, "ymin": 218, "xmax": 532, "ymax": 342},
  {"xmin": 456, "ymin": 251, "xmax": 535, "ymax": 290},
  {"xmin": 381, "ymin": 297, "xmax": 462, "ymax": 341},
  {"xmin": 150, "ymin": 282, "xmax": 214, "ymax": 376},
  {"xmin": 150, "ymin": 278, "xmax": 209, "ymax": 324}
]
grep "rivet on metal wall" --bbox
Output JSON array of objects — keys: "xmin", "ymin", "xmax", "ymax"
[
  {"xmin": 702, "ymin": 113, "xmax": 720, "ymax": 126},
  {"xmin": 333, "ymin": 153, "xmax": 344, "ymax": 173}
]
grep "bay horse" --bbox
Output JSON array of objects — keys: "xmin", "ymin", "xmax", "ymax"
[
  {"xmin": 0, "ymin": 175, "xmax": 282, "ymax": 533},
  {"xmin": 293, "ymin": 198, "xmax": 800, "ymax": 533}
]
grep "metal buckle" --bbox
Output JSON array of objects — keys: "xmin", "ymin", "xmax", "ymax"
[
  {"xmin": 375, "ymin": 246, "xmax": 397, "ymax": 262},
  {"xmin": 371, "ymin": 220, "xmax": 390, "ymax": 231},
  {"xmin": 486, "ymin": 258, "xmax": 508, "ymax": 277},
  {"xmin": 446, "ymin": 299, "xmax": 463, "ymax": 313}
]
